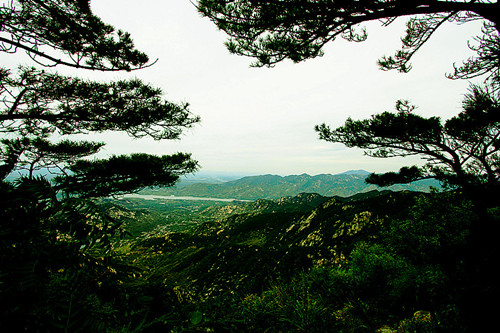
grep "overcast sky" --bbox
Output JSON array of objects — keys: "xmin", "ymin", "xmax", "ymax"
[{"xmin": 3, "ymin": 0, "xmax": 488, "ymax": 176}]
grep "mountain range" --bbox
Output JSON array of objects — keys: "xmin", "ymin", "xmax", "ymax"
[{"xmin": 142, "ymin": 170, "xmax": 441, "ymax": 200}]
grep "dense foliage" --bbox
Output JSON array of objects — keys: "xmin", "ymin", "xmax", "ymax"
[{"xmin": 91, "ymin": 189, "xmax": 490, "ymax": 332}]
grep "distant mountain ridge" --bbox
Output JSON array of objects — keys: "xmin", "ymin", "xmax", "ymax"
[{"xmin": 142, "ymin": 170, "xmax": 441, "ymax": 200}]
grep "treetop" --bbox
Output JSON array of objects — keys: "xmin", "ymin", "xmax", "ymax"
[
  {"xmin": 0, "ymin": 0, "xmax": 153, "ymax": 71},
  {"xmin": 197, "ymin": 0, "xmax": 499, "ymax": 88}
]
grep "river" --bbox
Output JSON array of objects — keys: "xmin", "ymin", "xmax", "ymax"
[{"xmin": 121, "ymin": 193, "xmax": 252, "ymax": 202}]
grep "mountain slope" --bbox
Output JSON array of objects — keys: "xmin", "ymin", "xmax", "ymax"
[
  {"xmin": 109, "ymin": 188, "xmax": 484, "ymax": 332},
  {"xmin": 141, "ymin": 172, "xmax": 440, "ymax": 199}
]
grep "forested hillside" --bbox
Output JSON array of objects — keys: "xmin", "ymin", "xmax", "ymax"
[
  {"xmin": 88, "ymin": 189, "xmax": 491, "ymax": 332},
  {"xmin": 142, "ymin": 172, "xmax": 440, "ymax": 199}
]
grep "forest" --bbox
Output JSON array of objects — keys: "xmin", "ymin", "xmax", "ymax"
[{"xmin": 1, "ymin": 1, "xmax": 499, "ymax": 332}]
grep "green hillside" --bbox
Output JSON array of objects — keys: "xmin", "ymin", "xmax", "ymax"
[
  {"xmin": 141, "ymin": 172, "xmax": 441, "ymax": 200},
  {"xmin": 100, "ymin": 192, "xmax": 331, "ymax": 238},
  {"xmin": 89, "ymin": 188, "xmax": 495, "ymax": 332}
]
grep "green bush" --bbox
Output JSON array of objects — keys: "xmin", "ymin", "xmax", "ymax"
[
  {"xmin": 380, "ymin": 193, "xmax": 473, "ymax": 265},
  {"xmin": 241, "ymin": 278, "xmax": 331, "ymax": 331}
]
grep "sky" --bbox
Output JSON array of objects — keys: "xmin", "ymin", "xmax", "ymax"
[{"xmin": 2, "ymin": 0, "xmax": 489, "ymax": 176}]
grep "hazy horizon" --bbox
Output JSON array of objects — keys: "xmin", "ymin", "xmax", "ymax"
[{"xmin": 180, "ymin": 169, "xmax": 373, "ymax": 181}]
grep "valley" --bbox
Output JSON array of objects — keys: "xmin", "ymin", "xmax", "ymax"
[
  {"xmin": 103, "ymin": 170, "xmax": 426, "ymax": 238},
  {"xmin": 90, "ymin": 172, "xmax": 484, "ymax": 331}
]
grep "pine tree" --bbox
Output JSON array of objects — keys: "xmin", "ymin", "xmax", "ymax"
[
  {"xmin": 197, "ymin": 0, "xmax": 499, "ymax": 90},
  {"xmin": 0, "ymin": 1, "xmax": 199, "ymax": 330}
]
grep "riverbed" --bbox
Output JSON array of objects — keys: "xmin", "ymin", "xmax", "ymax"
[{"xmin": 121, "ymin": 193, "xmax": 252, "ymax": 202}]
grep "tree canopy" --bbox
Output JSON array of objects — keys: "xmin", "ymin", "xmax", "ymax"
[
  {"xmin": 197, "ymin": 0, "xmax": 499, "ymax": 90},
  {"xmin": 0, "ymin": 0, "xmax": 153, "ymax": 71},
  {"xmin": 0, "ymin": 67, "xmax": 198, "ymax": 139},
  {"xmin": 316, "ymin": 87, "xmax": 500, "ymax": 204},
  {"xmin": 0, "ymin": 1, "xmax": 200, "ymax": 196},
  {"xmin": 0, "ymin": 3, "xmax": 200, "ymax": 329}
]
